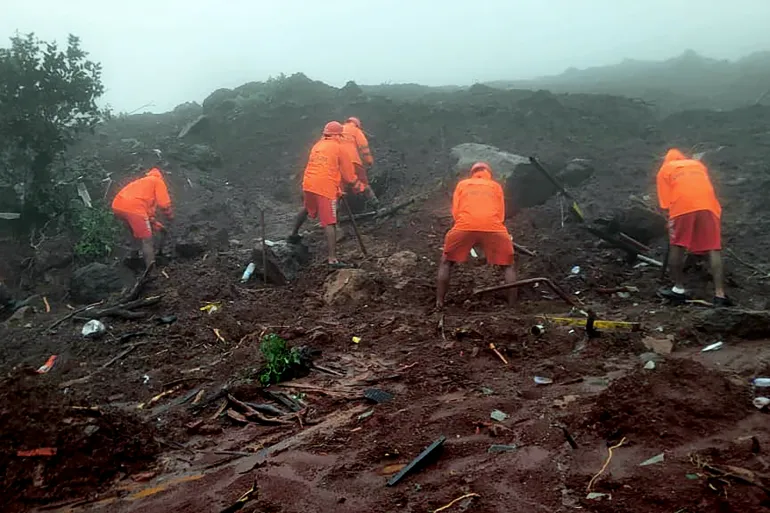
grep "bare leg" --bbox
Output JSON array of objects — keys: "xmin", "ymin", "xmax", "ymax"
[
  {"xmin": 503, "ymin": 264, "xmax": 517, "ymax": 306},
  {"xmin": 436, "ymin": 258, "xmax": 453, "ymax": 309},
  {"xmin": 290, "ymin": 208, "xmax": 308, "ymax": 237},
  {"xmin": 668, "ymin": 245, "xmax": 686, "ymax": 290},
  {"xmin": 709, "ymin": 250, "xmax": 726, "ymax": 298},
  {"xmin": 325, "ymin": 224, "xmax": 337, "ymax": 263},
  {"xmin": 140, "ymin": 238, "xmax": 155, "ymax": 269}
]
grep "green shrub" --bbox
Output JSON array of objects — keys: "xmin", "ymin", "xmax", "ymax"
[
  {"xmin": 74, "ymin": 205, "xmax": 118, "ymax": 261},
  {"xmin": 258, "ymin": 333, "xmax": 302, "ymax": 386}
]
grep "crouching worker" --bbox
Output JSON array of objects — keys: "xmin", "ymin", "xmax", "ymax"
[
  {"xmin": 656, "ymin": 148, "xmax": 732, "ymax": 306},
  {"xmin": 288, "ymin": 121, "xmax": 363, "ymax": 268},
  {"xmin": 112, "ymin": 167, "xmax": 173, "ymax": 269},
  {"xmin": 436, "ymin": 162, "xmax": 516, "ymax": 309}
]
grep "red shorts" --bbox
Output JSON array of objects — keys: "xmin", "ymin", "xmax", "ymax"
[
  {"xmin": 669, "ymin": 210, "xmax": 721, "ymax": 254},
  {"xmin": 355, "ymin": 164, "xmax": 369, "ymax": 187},
  {"xmin": 113, "ymin": 209, "xmax": 152, "ymax": 240},
  {"xmin": 304, "ymin": 191, "xmax": 337, "ymax": 227},
  {"xmin": 443, "ymin": 229, "xmax": 514, "ymax": 266}
]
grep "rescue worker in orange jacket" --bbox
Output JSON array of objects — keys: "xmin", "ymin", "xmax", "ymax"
[
  {"xmin": 656, "ymin": 148, "xmax": 732, "ymax": 306},
  {"xmin": 112, "ymin": 167, "xmax": 173, "ymax": 269},
  {"xmin": 288, "ymin": 121, "xmax": 362, "ymax": 267},
  {"xmin": 436, "ymin": 162, "xmax": 516, "ymax": 309},
  {"xmin": 342, "ymin": 117, "xmax": 379, "ymax": 207}
]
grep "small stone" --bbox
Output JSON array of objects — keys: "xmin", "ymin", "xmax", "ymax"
[{"xmin": 490, "ymin": 410, "xmax": 508, "ymax": 422}]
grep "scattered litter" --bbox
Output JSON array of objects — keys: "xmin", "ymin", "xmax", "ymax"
[
  {"xmin": 364, "ymin": 388, "xmax": 394, "ymax": 404},
  {"xmin": 431, "ymin": 492, "xmax": 480, "ymax": 513},
  {"xmin": 17, "ymin": 447, "xmax": 57, "ymax": 457},
  {"xmin": 142, "ymin": 374, "xmax": 150, "ymax": 384},
  {"xmin": 586, "ymin": 492, "xmax": 610, "ymax": 500},
  {"xmin": 470, "ymin": 248, "xmax": 478, "ymax": 258},
  {"xmin": 655, "ymin": 326, "xmax": 664, "ymax": 332},
  {"xmin": 702, "ymin": 341, "xmax": 723, "ymax": 352},
  {"xmin": 570, "ymin": 266, "xmax": 581, "ymax": 275},
  {"xmin": 488, "ymin": 343, "xmax": 508, "ymax": 365},
  {"xmin": 161, "ymin": 270, "xmax": 170, "ymax": 279},
  {"xmin": 81, "ymin": 319, "xmax": 106, "ymax": 338},
  {"xmin": 352, "ymin": 336, "xmax": 362, "ymax": 344},
  {"xmin": 200, "ymin": 302, "xmax": 221, "ymax": 314},
  {"xmin": 752, "ymin": 378, "xmax": 770, "ymax": 387},
  {"xmin": 488, "ymin": 444, "xmax": 517, "ymax": 453},
  {"xmin": 753, "ymin": 397, "xmax": 770, "ymax": 410},
  {"xmin": 616, "ymin": 291, "xmax": 631, "ymax": 299},
  {"xmin": 685, "ymin": 473, "xmax": 699, "ymax": 480},
  {"xmin": 158, "ymin": 315, "xmax": 177, "ymax": 325},
  {"xmin": 490, "ymin": 409, "xmax": 508, "ymax": 422},
  {"xmin": 358, "ymin": 409, "xmax": 374, "ymax": 420},
  {"xmin": 639, "ymin": 453, "xmax": 665, "ymax": 466},
  {"xmin": 530, "ymin": 324, "xmax": 546, "ymax": 336},
  {"xmin": 644, "ymin": 360, "xmax": 656, "ymax": 370},
  {"xmin": 568, "ymin": 329, "xmax": 576, "ymax": 334},
  {"xmin": 387, "ymin": 435, "xmax": 446, "ymax": 486},
  {"xmin": 36, "ymin": 355, "xmax": 57, "ymax": 374},
  {"xmin": 240, "ymin": 262, "xmax": 256, "ymax": 283},
  {"xmin": 480, "ymin": 387, "xmax": 495, "ymax": 396},
  {"xmin": 534, "ymin": 376, "xmax": 553, "ymax": 385},
  {"xmin": 42, "ymin": 296, "xmax": 50, "ymax": 313},
  {"xmin": 212, "ymin": 328, "xmax": 226, "ymax": 343}
]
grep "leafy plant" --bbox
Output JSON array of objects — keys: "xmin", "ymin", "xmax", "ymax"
[
  {"xmin": 73, "ymin": 205, "xmax": 118, "ymax": 261},
  {"xmin": 0, "ymin": 33, "xmax": 105, "ymax": 229},
  {"xmin": 258, "ymin": 333, "xmax": 302, "ymax": 386}
]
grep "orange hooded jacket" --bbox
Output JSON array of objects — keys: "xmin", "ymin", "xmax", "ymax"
[
  {"xmin": 112, "ymin": 168, "xmax": 173, "ymax": 218},
  {"xmin": 656, "ymin": 149, "xmax": 721, "ymax": 219},
  {"xmin": 343, "ymin": 122, "xmax": 373, "ymax": 167},
  {"xmin": 452, "ymin": 166, "xmax": 508, "ymax": 233},
  {"xmin": 302, "ymin": 136, "xmax": 358, "ymax": 200}
]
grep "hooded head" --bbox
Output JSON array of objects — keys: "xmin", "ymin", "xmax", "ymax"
[
  {"xmin": 346, "ymin": 117, "xmax": 362, "ymax": 129},
  {"xmin": 663, "ymin": 148, "xmax": 687, "ymax": 164},
  {"xmin": 469, "ymin": 161, "xmax": 493, "ymax": 180},
  {"xmin": 147, "ymin": 167, "xmax": 163, "ymax": 179}
]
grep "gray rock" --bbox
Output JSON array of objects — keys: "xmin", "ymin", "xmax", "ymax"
[
  {"xmin": 323, "ymin": 269, "xmax": 378, "ymax": 305},
  {"xmin": 639, "ymin": 352, "xmax": 664, "ymax": 363},
  {"xmin": 34, "ymin": 236, "xmax": 73, "ymax": 274},
  {"xmin": 70, "ymin": 263, "xmax": 133, "ymax": 304},
  {"xmin": 695, "ymin": 308, "xmax": 770, "ymax": 339},
  {"xmin": 252, "ymin": 240, "xmax": 310, "ymax": 285}
]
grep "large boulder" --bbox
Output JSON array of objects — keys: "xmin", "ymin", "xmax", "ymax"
[
  {"xmin": 252, "ymin": 240, "xmax": 310, "ymax": 285},
  {"xmin": 383, "ymin": 250, "xmax": 420, "ymax": 290},
  {"xmin": 695, "ymin": 309, "xmax": 770, "ymax": 339},
  {"xmin": 33, "ymin": 236, "xmax": 73, "ymax": 275},
  {"xmin": 323, "ymin": 269, "xmax": 377, "ymax": 305},
  {"xmin": 607, "ymin": 204, "xmax": 668, "ymax": 244},
  {"xmin": 70, "ymin": 263, "xmax": 134, "ymax": 304},
  {"xmin": 450, "ymin": 143, "xmax": 594, "ymax": 214}
]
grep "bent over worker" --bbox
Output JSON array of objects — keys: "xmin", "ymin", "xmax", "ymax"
[
  {"xmin": 656, "ymin": 148, "xmax": 732, "ymax": 306},
  {"xmin": 343, "ymin": 117, "xmax": 379, "ymax": 207},
  {"xmin": 112, "ymin": 167, "xmax": 173, "ymax": 269},
  {"xmin": 436, "ymin": 162, "xmax": 516, "ymax": 309},
  {"xmin": 288, "ymin": 121, "xmax": 362, "ymax": 268}
]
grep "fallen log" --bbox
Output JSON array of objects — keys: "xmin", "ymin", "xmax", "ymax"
[{"xmin": 473, "ymin": 277, "xmax": 579, "ymax": 308}]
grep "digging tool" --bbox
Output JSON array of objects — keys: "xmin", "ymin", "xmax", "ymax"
[
  {"xmin": 513, "ymin": 242, "xmax": 536, "ymax": 257},
  {"xmin": 473, "ymin": 277, "xmax": 580, "ymax": 309},
  {"xmin": 340, "ymin": 194, "xmax": 368, "ymax": 257},
  {"xmin": 260, "ymin": 208, "xmax": 268, "ymax": 285},
  {"xmin": 660, "ymin": 240, "xmax": 670, "ymax": 279},
  {"xmin": 529, "ymin": 157, "xmax": 585, "ymax": 222}
]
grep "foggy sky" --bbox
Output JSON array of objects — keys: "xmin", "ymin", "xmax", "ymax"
[{"xmin": 3, "ymin": 0, "xmax": 770, "ymax": 113}]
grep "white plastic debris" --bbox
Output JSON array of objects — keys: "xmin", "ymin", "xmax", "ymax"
[
  {"xmin": 639, "ymin": 453, "xmax": 665, "ymax": 466},
  {"xmin": 490, "ymin": 409, "xmax": 509, "ymax": 422},
  {"xmin": 586, "ymin": 492, "xmax": 610, "ymax": 500},
  {"xmin": 753, "ymin": 397, "xmax": 770, "ymax": 410},
  {"xmin": 752, "ymin": 378, "xmax": 770, "ymax": 387},
  {"xmin": 81, "ymin": 319, "xmax": 105, "ymax": 338},
  {"xmin": 702, "ymin": 341, "xmax": 723, "ymax": 352},
  {"xmin": 534, "ymin": 376, "xmax": 553, "ymax": 385},
  {"xmin": 644, "ymin": 360, "xmax": 656, "ymax": 370},
  {"xmin": 570, "ymin": 266, "xmax": 581, "ymax": 275}
]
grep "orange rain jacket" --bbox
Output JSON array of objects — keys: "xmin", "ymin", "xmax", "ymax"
[
  {"xmin": 302, "ymin": 136, "xmax": 358, "ymax": 200},
  {"xmin": 451, "ymin": 166, "xmax": 508, "ymax": 233},
  {"xmin": 343, "ymin": 121, "xmax": 373, "ymax": 167},
  {"xmin": 656, "ymin": 149, "xmax": 721, "ymax": 219},
  {"xmin": 112, "ymin": 168, "xmax": 173, "ymax": 218}
]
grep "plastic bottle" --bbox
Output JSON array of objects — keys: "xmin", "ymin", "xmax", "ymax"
[
  {"xmin": 240, "ymin": 262, "xmax": 256, "ymax": 283},
  {"xmin": 752, "ymin": 378, "xmax": 770, "ymax": 387}
]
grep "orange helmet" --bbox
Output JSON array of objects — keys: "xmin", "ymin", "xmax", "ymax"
[
  {"xmin": 323, "ymin": 121, "xmax": 344, "ymax": 136},
  {"xmin": 147, "ymin": 167, "xmax": 163, "ymax": 178},
  {"xmin": 470, "ymin": 162, "xmax": 492, "ymax": 175},
  {"xmin": 346, "ymin": 117, "xmax": 362, "ymax": 128}
]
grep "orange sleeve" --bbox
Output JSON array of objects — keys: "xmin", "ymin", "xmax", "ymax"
[
  {"xmin": 494, "ymin": 182, "xmax": 506, "ymax": 226},
  {"xmin": 338, "ymin": 144, "xmax": 358, "ymax": 185},
  {"xmin": 656, "ymin": 164, "xmax": 671, "ymax": 211},
  {"xmin": 155, "ymin": 177, "xmax": 172, "ymax": 210},
  {"xmin": 355, "ymin": 128, "xmax": 374, "ymax": 166},
  {"xmin": 451, "ymin": 182, "xmax": 463, "ymax": 221}
]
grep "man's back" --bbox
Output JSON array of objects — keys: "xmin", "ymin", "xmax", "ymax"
[
  {"xmin": 302, "ymin": 138, "xmax": 342, "ymax": 199},
  {"xmin": 453, "ymin": 174, "xmax": 506, "ymax": 232},
  {"xmin": 657, "ymin": 153, "xmax": 721, "ymax": 218}
]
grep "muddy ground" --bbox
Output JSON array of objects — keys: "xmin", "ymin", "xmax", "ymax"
[{"xmin": 2, "ymin": 80, "xmax": 770, "ymax": 512}]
